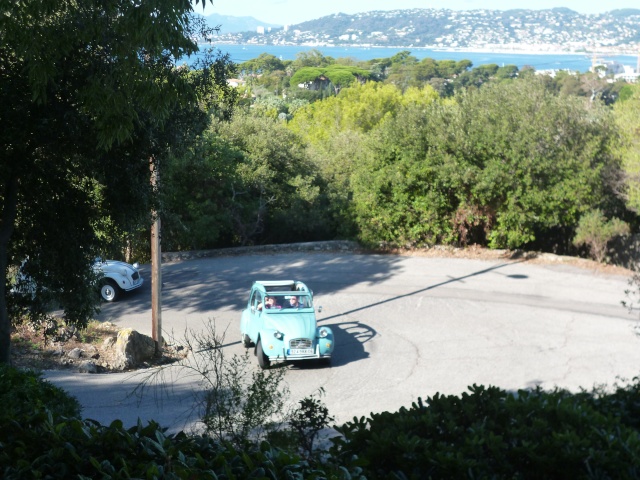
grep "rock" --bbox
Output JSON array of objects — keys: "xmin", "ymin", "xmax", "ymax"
[
  {"xmin": 113, "ymin": 328, "xmax": 157, "ymax": 370},
  {"xmin": 67, "ymin": 348, "xmax": 83, "ymax": 359},
  {"xmin": 77, "ymin": 361, "xmax": 98, "ymax": 373}
]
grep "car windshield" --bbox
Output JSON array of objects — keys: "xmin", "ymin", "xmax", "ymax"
[{"xmin": 264, "ymin": 293, "xmax": 312, "ymax": 310}]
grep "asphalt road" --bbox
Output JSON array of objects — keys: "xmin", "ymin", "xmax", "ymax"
[{"xmin": 45, "ymin": 252, "xmax": 640, "ymax": 433}]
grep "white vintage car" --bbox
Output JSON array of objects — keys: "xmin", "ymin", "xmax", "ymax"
[{"xmin": 94, "ymin": 259, "xmax": 144, "ymax": 302}]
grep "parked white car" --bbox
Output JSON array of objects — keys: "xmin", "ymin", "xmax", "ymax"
[{"xmin": 94, "ymin": 259, "xmax": 144, "ymax": 302}]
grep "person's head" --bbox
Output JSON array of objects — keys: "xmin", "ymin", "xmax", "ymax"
[
  {"xmin": 289, "ymin": 296, "xmax": 299, "ymax": 306},
  {"xmin": 265, "ymin": 296, "xmax": 275, "ymax": 305}
]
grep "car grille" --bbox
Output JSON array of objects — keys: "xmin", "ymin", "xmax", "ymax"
[
  {"xmin": 132, "ymin": 271, "xmax": 140, "ymax": 280},
  {"xmin": 290, "ymin": 338, "xmax": 312, "ymax": 349}
]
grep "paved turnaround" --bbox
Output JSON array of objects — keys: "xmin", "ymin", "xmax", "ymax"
[{"xmin": 45, "ymin": 252, "xmax": 640, "ymax": 433}]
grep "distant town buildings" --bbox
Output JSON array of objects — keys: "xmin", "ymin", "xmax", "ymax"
[
  {"xmin": 535, "ymin": 56, "xmax": 640, "ymax": 83},
  {"xmin": 214, "ymin": 8, "xmax": 640, "ymax": 55},
  {"xmin": 591, "ymin": 54, "xmax": 640, "ymax": 83}
]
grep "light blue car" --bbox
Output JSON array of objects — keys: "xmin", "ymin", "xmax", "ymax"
[{"xmin": 240, "ymin": 280, "xmax": 334, "ymax": 368}]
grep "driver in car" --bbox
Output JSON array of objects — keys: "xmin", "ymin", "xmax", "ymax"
[{"xmin": 286, "ymin": 296, "xmax": 303, "ymax": 309}]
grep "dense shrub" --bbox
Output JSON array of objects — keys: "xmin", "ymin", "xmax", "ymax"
[
  {"xmin": 0, "ymin": 365, "xmax": 346, "ymax": 479},
  {"xmin": 331, "ymin": 383, "xmax": 640, "ymax": 479},
  {"xmin": 5, "ymin": 364, "xmax": 640, "ymax": 479},
  {"xmin": 0, "ymin": 364, "xmax": 81, "ymax": 424},
  {"xmin": 1, "ymin": 416, "xmax": 338, "ymax": 479}
]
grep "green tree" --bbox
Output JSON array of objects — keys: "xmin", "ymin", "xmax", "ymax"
[
  {"xmin": 0, "ymin": 0, "xmax": 225, "ymax": 363},
  {"xmin": 289, "ymin": 82, "xmax": 436, "ymax": 144},
  {"xmin": 289, "ymin": 82, "xmax": 439, "ymax": 240},
  {"xmin": 171, "ymin": 113, "xmax": 329, "ymax": 246},
  {"xmin": 612, "ymin": 84, "xmax": 640, "ymax": 213},
  {"xmin": 239, "ymin": 53, "xmax": 285, "ymax": 75},
  {"xmin": 495, "ymin": 64, "xmax": 519, "ymax": 80},
  {"xmin": 454, "ymin": 63, "xmax": 500, "ymax": 89},
  {"xmin": 573, "ymin": 209, "xmax": 629, "ymax": 262},
  {"xmin": 290, "ymin": 49, "xmax": 334, "ymax": 69},
  {"xmin": 289, "ymin": 65, "xmax": 370, "ymax": 94},
  {"xmin": 351, "ymin": 77, "xmax": 617, "ymax": 249},
  {"xmin": 289, "ymin": 67, "xmax": 327, "ymax": 89}
]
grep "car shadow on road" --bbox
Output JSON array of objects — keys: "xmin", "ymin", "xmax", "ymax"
[{"xmin": 328, "ymin": 320, "xmax": 374, "ymax": 367}]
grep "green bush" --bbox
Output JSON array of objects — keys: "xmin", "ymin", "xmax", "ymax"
[
  {"xmin": 1, "ymin": 416, "xmax": 341, "ymax": 479},
  {"xmin": 573, "ymin": 209, "xmax": 630, "ymax": 262},
  {"xmin": 0, "ymin": 366, "xmax": 349, "ymax": 479},
  {"xmin": 6, "ymin": 362, "xmax": 640, "ymax": 479},
  {"xmin": 331, "ymin": 383, "xmax": 640, "ymax": 479},
  {"xmin": 0, "ymin": 364, "xmax": 82, "ymax": 424}
]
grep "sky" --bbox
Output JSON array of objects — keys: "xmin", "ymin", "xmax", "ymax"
[{"xmin": 193, "ymin": 0, "xmax": 640, "ymax": 26}]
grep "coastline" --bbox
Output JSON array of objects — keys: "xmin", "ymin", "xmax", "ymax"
[
  {"xmin": 196, "ymin": 43, "xmax": 638, "ymax": 71},
  {"xmin": 210, "ymin": 41, "xmax": 639, "ymax": 58}
]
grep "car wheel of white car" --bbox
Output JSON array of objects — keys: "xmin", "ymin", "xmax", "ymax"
[
  {"xmin": 242, "ymin": 334, "xmax": 252, "ymax": 348},
  {"xmin": 256, "ymin": 339, "xmax": 270, "ymax": 369},
  {"xmin": 100, "ymin": 280, "xmax": 120, "ymax": 302}
]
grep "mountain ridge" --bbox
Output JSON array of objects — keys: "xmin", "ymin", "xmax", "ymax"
[
  {"xmin": 200, "ymin": 8, "xmax": 640, "ymax": 52},
  {"xmin": 199, "ymin": 13, "xmax": 281, "ymax": 34}
]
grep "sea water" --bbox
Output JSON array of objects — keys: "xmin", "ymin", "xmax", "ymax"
[{"xmin": 188, "ymin": 43, "xmax": 638, "ymax": 73}]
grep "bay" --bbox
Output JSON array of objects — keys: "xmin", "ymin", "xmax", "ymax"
[{"xmin": 192, "ymin": 43, "xmax": 638, "ymax": 73}]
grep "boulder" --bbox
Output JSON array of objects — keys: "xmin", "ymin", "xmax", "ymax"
[
  {"xmin": 67, "ymin": 347, "xmax": 83, "ymax": 359},
  {"xmin": 113, "ymin": 328, "xmax": 157, "ymax": 370},
  {"xmin": 77, "ymin": 360, "xmax": 99, "ymax": 373}
]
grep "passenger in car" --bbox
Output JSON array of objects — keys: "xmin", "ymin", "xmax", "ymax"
[{"xmin": 258, "ymin": 295, "xmax": 281, "ymax": 310}]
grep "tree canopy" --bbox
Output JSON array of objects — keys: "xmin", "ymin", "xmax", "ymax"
[
  {"xmin": 0, "ymin": 0, "xmax": 230, "ymax": 363},
  {"xmin": 290, "ymin": 65, "xmax": 371, "ymax": 94},
  {"xmin": 350, "ymin": 78, "xmax": 617, "ymax": 249}
]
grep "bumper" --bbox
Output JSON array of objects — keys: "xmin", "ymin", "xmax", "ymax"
[
  {"xmin": 267, "ymin": 343, "xmax": 333, "ymax": 362},
  {"xmin": 122, "ymin": 277, "xmax": 144, "ymax": 292}
]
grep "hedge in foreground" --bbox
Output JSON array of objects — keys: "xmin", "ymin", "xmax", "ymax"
[
  {"xmin": 0, "ymin": 365, "xmax": 345, "ymax": 479},
  {"xmin": 0, "ymin": 363, "xmax": 82, "ymax": 423},
  {"xmin": 331, "ymin": 383, "xmax": 640, "ymax": 479},
  {"xmin": 4, "ymin": 364, "xmax": 640, "ymax": 479}
]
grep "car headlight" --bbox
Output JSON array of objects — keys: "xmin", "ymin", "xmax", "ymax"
[
  {"xmin": 273, "ymin": 331, "xmax": 284, "ymax": 340},
  {"xmin": 318, "ymin": 328, "xmax": 329, "ymax": 338}
]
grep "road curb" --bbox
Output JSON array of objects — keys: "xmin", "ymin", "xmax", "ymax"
[{"xmin": 161, "ymin": 240, "xmax": 361, "ymax": 263}]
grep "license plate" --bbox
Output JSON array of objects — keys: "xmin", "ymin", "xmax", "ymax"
[{"xmin": 289, "ymin": 348, "xmax": 313, "ymax": 355}]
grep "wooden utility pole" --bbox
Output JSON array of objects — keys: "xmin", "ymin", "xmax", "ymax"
[{"xmin": 150, "ymin": 158, "xmax": 163, "ymax": 353}]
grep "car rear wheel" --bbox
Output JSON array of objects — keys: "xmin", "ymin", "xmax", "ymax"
[
  {"xmin": 256, "ymin": 339, "xmax": 270, "ymax": 369},
  {"xmin": 100, "ymin": 280, "xmax": 120, "ymax": 302}
]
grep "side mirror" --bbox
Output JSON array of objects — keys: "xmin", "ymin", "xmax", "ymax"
[{"xmin": 317, "ymin": 306, "xmax": 323, "ymax": 313}]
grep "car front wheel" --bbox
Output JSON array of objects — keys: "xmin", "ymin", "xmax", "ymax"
[
  {"xmin": 242, "ymin": 334, "xmax": 253, "ymax": 348},
  {"xmin": 256, "ymin": 339, "xmax": 270, "ymax": 369},
  {"xmin": 100, "ymin": 280, "xmax": 120, "ymax": 302}
]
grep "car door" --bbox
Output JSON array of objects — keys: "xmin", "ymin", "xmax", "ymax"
[{"xmin": 246, "ymin": 289, "xmax": 263, "ymax": 343}]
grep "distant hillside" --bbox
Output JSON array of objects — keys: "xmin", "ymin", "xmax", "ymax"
[
  {"xmin": 210, "ymin": 8, "xmax": 640, "ymax": 52},
  {"xmin": 197, "ymin": 13, "xmax": 281, "ymax": 34}
]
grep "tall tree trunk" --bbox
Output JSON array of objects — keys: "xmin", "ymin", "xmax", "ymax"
[{"xmin": 0, "ymin": 175, "xmax": 18, "ymax": 364}]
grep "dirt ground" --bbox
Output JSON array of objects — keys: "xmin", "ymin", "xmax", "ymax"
[
  {"xmin": 9, "ymin": 246, "xmax": 633, "ymax": 373},
  {"xmin": 10, "ymin": 320, "xmax": 185, "ymax": 373}
]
